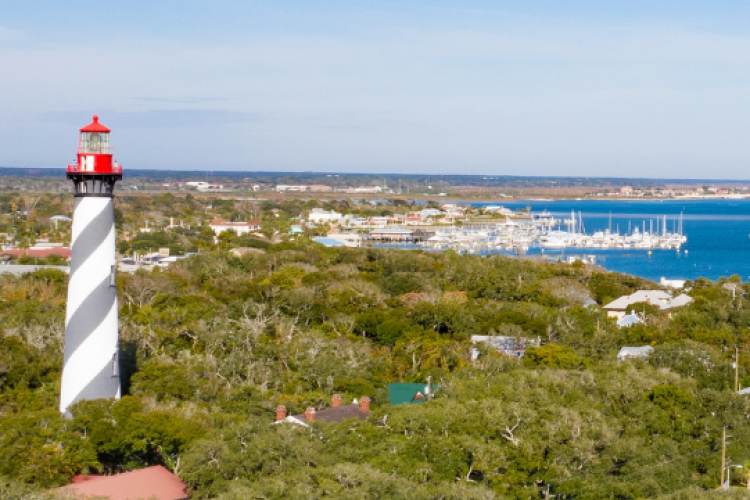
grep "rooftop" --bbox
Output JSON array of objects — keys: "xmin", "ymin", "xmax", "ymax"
[
  {"xmin": 292, "ymin": 403, "xmax": 369, "ymax": 423},
  {"xmin": 604, "ymin": 290, "xmax": 693, "ymax": 311},
  {"xmin": 55, "ymin": 465, "xmax": 188, "ymax": 500},
  {"xmin": 79, "ymin": 115, "xmax": 111, "ymax": 133},
  {"xmin": 209, "ymin": 218, "xmax": 261, "ymax": 227}
]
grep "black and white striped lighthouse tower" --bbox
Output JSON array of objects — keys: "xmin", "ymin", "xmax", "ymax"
[{"xmin": 60, "ymin": 115, "xmax": 123, "ymax": 416}]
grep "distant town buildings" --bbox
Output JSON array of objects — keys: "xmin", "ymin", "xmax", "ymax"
[
  {"xmin": 276, "ymin": 184, "xmax": 309, "ymax": 192},
  {"xmin": 209, "ymin": 218, "xmax": 262, "ymax": 236},
  {"xmin": 277, "ymin": 184, "xmax": 385, "ymax": 194},
  {"xmin": 186, "ymin": 181, "xmax": 224, "ymax": 192},
  {"xmin": 302, "ymin": 204, "xmax": 472, "ymax": 230}
]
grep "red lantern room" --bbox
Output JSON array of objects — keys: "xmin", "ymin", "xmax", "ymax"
[{"xmin": 67, "ymin": 115, "xmax": 122, "ymax": 196}]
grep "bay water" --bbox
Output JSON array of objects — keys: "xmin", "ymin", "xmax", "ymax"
[{"xmin": 470, "ymin": 199, "xmax": 750, "ymax": 283}]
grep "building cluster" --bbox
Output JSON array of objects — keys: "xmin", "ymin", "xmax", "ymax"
[
  {"xmin": 164, "ymin": 181, "xmax": 265, "ymax": 192},
  {"xmin": 276, "ymin": 184, "xmax": 385, "ymax": 193},
  {"xmin": 306, "ymin": 204, "xmax": 467, "ymax": 229},
  {"xmin": 596, "ymin": 185, "xmax": 750, "ymax": 199}
]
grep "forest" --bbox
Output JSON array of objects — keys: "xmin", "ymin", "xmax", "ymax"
[{"xmin": 2, "ymin": 192, "xmax": 750, "ymax": 499}]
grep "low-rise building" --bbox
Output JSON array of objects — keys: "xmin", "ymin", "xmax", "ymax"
[
  {"xmin": 603, "ymin": 290, "xmax": 693, "ymax": 319},
  {"xmin": 275, "ymin": 395, "xmax": 370, "ymax": 426},
  {"xmin": 186, "ymin": 181, "xmax": 224, "ymax": 192},
  {"xmin": 616, "ymin": 313, "xmax": 643, "ymax": 328},
  {"xmin": 341, "ymin": 214, "xmax": 368, "ymax": 227},
  {"xmin": 308, "ymin": 208, "xmax": 342, "ymax": 224},
  {"xmin": 617, "ymin": 346, "xmax": 654, "ymax": 361},
  {"xmin": 308, "ymin": 184, "xmax": 333, "ymax": 192},
  {"xmin": 660, "ymin": 277, "xmax": 687, "ymax": 289},
  {"xmin": 369, "ymin": 228, "xmax": 413, "ymax": 242},
  {"xmin": 344, "ymin": 185, "xmax": 383, "ymax": 194},
  {"xmin": 276, "ymin": 184, "xmax": 309, "ymax": 192},
  {"xmin": 208, "ymin": 218, "xmax": 262, "ymax": 236},
  {"xmin": 0, "ymin": 247, "xmax": 71, "ymax": 261}
]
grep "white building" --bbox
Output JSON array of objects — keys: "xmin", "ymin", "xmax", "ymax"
[
  {"xmin": 308, "ymin": 208, "xmax": 343, "ymax": 224},
  {"xmin": 660, "ymin": 277, "xmax": 687, "ymax": 289},
  {"xmin": 603, "ymin": 290, "xmax": 693, "ymax": 319},
  {"xmin": 276, "ymin": 185, "xmax": 309, "ymax": 192},
  {"xmin": 617, "ymin": 346, "xmax": 654, "ymax": 361},
  {"xmin": 484, "ymin": 205, "xmax": 514, "ymax": 216},
  {"xmin": 209, "ymin": 218, "xmax": 262, "ymax": 236},
  {"xmin": 341, "ymin": 214, "xmax": 368, "ymax": 227},
  {"xmin": 340, "ymin": 186, "xmax": 384, "ymax": 194},
  {"xmin": 418, "ymin": 209, "xmax": 444, "ymax": 219},
  {"xmin": 186, "ymin": 181, "xmax": 224, "ymax": 192}
]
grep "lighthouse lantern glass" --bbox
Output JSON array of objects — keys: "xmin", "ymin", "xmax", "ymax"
[{"xmin": 80, "ymin": 132, "xmax": 110, "ymax": 154}]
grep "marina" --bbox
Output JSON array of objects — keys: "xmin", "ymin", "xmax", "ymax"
[
  {"xmin": 419, "ymin": 210, "xmax": 686, "ymax": 254},
  {"xmin": 367, "ymin": 199, "xmax": 750, "ymax": 283}
]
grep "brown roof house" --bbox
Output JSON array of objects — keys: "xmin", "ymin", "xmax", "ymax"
[
  {"xmin": 275, "ymin": 395, "xmax": 370, "ymax": 426},
  {"xmin": 54, "ymin": 465, "xmax": 189, "ymax": 500}
]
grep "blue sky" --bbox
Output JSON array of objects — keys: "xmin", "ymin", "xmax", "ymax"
[{"xmin": 2, "ymin": 1, "xmax": 750, "ymax": 178}]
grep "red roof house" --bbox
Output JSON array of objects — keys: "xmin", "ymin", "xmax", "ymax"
[
  {"xmin": 56, "ymin": 466, "xmax": 189, "ymax": 500},
  {"xmin": 1, "ymin": 247, "xmax": 71, "ymax": 259}
]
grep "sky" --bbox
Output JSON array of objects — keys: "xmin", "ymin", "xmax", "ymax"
[{"xmin": 2, "ymin": 1, "xmax": 750, "ymax": 178}]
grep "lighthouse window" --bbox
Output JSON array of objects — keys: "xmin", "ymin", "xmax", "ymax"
[
  {"xmin": 81, "ymin": 132, "xmax": 110, "ymax": 153},
  {"xmin": 110, "ymin": 264, "xmax": 116, "ymax": 287}
]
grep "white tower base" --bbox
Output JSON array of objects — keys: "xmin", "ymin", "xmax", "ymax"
[{"xmin": 60, "ymin": 196, "xmax": 120, "ymax": 416}]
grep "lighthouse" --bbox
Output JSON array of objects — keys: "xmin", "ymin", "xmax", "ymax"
[{"xmin": 60, "ymin": 115, "xmax": 123, "ymax": 416}]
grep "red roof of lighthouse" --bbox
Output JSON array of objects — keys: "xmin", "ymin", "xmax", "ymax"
[{"xmin": 80, "ymin": 115, "xmax": 111, "ymax": 133}]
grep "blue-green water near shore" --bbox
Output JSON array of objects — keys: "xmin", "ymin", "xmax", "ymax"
[{"xmin": 472, "ymin": 199, "xmax": 750, "ymax": 283}]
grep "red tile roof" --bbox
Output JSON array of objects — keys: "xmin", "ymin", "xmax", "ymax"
[
  {"xmin": 1, "ymin": 248, "xmax": 71, "ymax": 258},
  {"xmin": 56, "ymin": 466, "xmax": 188, "ymax": 500}
]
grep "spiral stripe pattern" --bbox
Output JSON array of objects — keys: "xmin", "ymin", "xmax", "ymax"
[{"xmin": 59, "ymin": 196, "xmax": 120, "ymax": 416}]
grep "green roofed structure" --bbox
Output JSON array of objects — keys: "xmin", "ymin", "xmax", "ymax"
[{"xmin": 388, "ymin": 382, "xmax": 433, "ymax": 405}]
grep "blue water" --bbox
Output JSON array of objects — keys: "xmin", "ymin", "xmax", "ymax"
[{"xmin": 465, "ymin": 199, "xmax": 750, "ymax": 283}]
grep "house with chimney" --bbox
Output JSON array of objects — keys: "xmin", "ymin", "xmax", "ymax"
[{"xmin": 275, "ymin": 395, "xmax": 370, "ymax": 426}]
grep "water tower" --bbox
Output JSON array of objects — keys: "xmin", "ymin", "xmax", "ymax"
[{"xmin": 59, "ymin": 115, "xmax": 123, "ymax": 416}]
